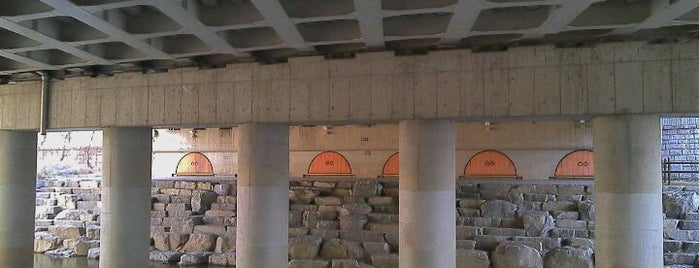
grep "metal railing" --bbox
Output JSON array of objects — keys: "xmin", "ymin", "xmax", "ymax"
[{"xmin": 662, "ymin": 159, "xmax": 699, "ymax": 184}]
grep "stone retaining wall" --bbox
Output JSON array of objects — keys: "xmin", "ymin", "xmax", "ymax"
[
  {"xmin": 32, "ymin": 177, "xmax": 699, "ymax": 267},
  {"xmin": 662, "ymin": 117, "xmax": 699, "ymax": 181}
]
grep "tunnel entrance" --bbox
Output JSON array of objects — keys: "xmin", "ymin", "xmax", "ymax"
[
  {"xmin": 463, "ymin": 150, "xmax": 518, "ymax": 179},
  {"xmin": 174, "ymin": 152, "xmax": 215, "ymax": 176},
  {"xmin": 554, "ymin": 149, "xmax": 594, "ymax": 179},
  {"xmin": 306, "ymin": 150, "xmax": 353, "ymax": 176}
]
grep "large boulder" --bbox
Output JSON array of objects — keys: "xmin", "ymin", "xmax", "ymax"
[
  {"xmin": 289, "ymin": 259, "xmax": 331, "ymax": 268},
  {"xmin": 522, "ymin": 212, "xmax": 555, "ymax": 237},
  {"xmin": 663, "ymin": 191, "xmax": 699, "ymax": 219},
  {"xmin": 544, "ymin": 247, "xmax": 594, "ymax": 268},
  {"xmin": 152, "ymin": 232, "xmax": 170, "ymax": 251},
  {"xmin": 319, "ymin": 239, "xmax": 364, "ymax": 260},
  {"xmin": 179, "ymin": 252, "xmax": 212, "ymax": 265},
  {"xmin": 214, "ymin": 236, "xmax": 236, "ymax": 253},
  {"xmin": 209, "ymin": 252, "xmax": 236, "ymax": 265},
  {"xmin": 87, "ymin": 248, "xmax": 100, "ymax": 259},
  {"xmin": 289, "ymin": 235, "xmax": 323, "ymax": 259},
  {"xmin": 191, "ymin": 190, "xmax": 217, "ymax": 214},
  {"xmin": 180, "ymin": 233, "xmax": 217, "ymax": 253},
  {"xmin": 63, "ymin": 236, "xmax": 97, "ymax": 256},
  {"xmin": 352, "ymin": 180, "xmax": 382, "ymax": 198},
  {"xmin": 48, "ymin": 225, "xmax": 85, "ymax": 239},
  {"xmin": 34, "ymin": 232, "xmax": 63, "ymax": 253},
  {"xmin": 150, "ymin": 251, "xmax": 183, "ymax": 263},
  {"xmin": 456, "ymin": 249, "xmax": 490, "ymax": 268},
  {"xmin": 289, "ymin": 188, "xmax": 322, "ymax": 205},
  {"xmin": 481, "ymin": 200, "xmax": 518, "ymax": 218},
  {"xmin": 492, "ymin": 243, "xmax": 544, "ymax": 268}
]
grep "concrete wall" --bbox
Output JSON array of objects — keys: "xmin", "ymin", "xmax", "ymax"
[
  {"xmin": 1, "ymin": 41, "xmax": 699, "ymax": 131},
  {"xmin": 153, "ymin": 120, "xmax": 592, "ymax": 180}
]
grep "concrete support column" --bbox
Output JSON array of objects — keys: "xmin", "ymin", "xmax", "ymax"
[
  {"xmin": 399, "ymin": 119, "xmax": 456, "ymax": 268},
  {"xmin": 100, "ymin": 127, "xmax": 152, "ymax": 268},
  {"xmin": 236, "ymin": 123, "xmax": 289, "ymax": 268},
  {"xmin": 0, "ymin": 131, "xmax": 36, "ymax": 268},
  {"xmin": 593, "ymin": 115, "xmax": 662, "ymax": 268}
]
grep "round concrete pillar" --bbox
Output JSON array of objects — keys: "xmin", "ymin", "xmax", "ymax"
[
  {"xmin": 593, "ymin": 115, "xmax": 662, "ymax": 268},
  {"xmin": 236, "ymin": 123, "xmax": 289, "ymax": 268},
  {"xmin": 399, "ymin": 119, "xmax": 456, "ymax": 268},
  {"xmin": 100, "ymin": 127, "xmax": 152, "ymax": 268},
  {"xmin": 0, "ymin": 131, "xmax": 36, "ymax": 268}
]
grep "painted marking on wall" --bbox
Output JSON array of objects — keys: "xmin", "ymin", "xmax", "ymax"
[
  {"xmin": 307, "ymin": 150, "xmax": 353, "ymax": 176},
  {"xmin": 464, "ymin": 150, "xmax": 517, "ymax": 178},
  {"xmin": 174, "ymin": 152, "xmax": 215, "ymax": 176},
  {"xmin": 555, "ymin": 149, "xmax": 594, "ymax": 179},
  {"xmin": 381, "ymin": 152, "xmax": 399, "ymax": 177}
]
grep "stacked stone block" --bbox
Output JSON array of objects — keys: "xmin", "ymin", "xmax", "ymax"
[
  {"xmin": 149, "ymin": 180, "xmax": 237, "ymax": 266},
  {"xmin": 34, "ymin": 177, "xmax": 102, "ymax": 258},
  {"xmin": 662, "ymin": 185, "xmax": 699, "ymax": 267},
  {"xmin": 34, "ymin": 177, "xmax": 699, "ymax": 267}
]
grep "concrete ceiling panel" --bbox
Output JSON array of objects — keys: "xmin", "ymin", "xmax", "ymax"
[
  {"xmin": 384, "ymin": 13, "xmax": 453, "ymax": 36},
  {"xmin": 221, "ymin": 27, "xmax": 283, "ymax": 48},
  {"xmin": 297, "ymin": 20, "xmax": 361, "ymax": 42},
  {"xmin": 23, "ymin": 16, "xmax": 108, "ymax": 42},
  {"xmin": 18, "ymin": 49, "xmax": 87, "ymax": 66},
  {"xmin": 473, "ymin": 6, "xmax": 553, "ymax": 31},
  {"xmin": 570, "ymin": 0, "xmax": 651, "ymax": 26},
  {"xmin": 68, "ymin": 0, "xmax": 132, "ymax": 6},
  {"xmin": 0, "ymin": 56, "xmax": 31, "ymax": 70},
  {"xmin": 0, "ymin": 1, "xmax": 54, "ymax": 16},
  {"xmin": 79, "ymin": 41, "xmax": 146, "ymax": 60},
  {"xmin": 677, "ymin": 6, "xmax": 699, "ymax": 21},
  {"xmin": 0, "ymin": 29, "xmax": 42, "ymax": 49},
  {"xmin": 148, "ymin": 34, "xmax": 211, "ymax": 55},
  {"xmin": 0, "ymin": 0, "xmax": 691, "ymax": 75},
  {"xmin": 104, "ymin": 5, "xmax": 182, "ymax": 34},
  {"xmin": 381, "ymin": 0, "xmax": 456, "ymax": 11},
  {"xmin": 279, "ymin": 0, "xmax": 355, "ymax": 18},
  {"xmin": 195, "ymin": 0, "xmax": 264, "ymax": 26}
]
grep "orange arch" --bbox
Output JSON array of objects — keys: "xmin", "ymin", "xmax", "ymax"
[
  {"xmin": 381, "ymin": 152, "xmax": 399, "ymax": 177},
  {"xmin": 307, "ymin": 151, "xmax": 353, "ymax": 176},
  {"xmin": 175, "ymin": 152, "xmax": 215, "ymax": 176},
  {"xmin": 555, "ymin": 149, "xmax": 594, "ymax": 178},
  {"xmin": 464, "ymin": 150, "xmax": 517, "ymax": 178}
]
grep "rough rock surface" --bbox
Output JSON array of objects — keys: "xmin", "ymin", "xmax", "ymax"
[
  {"xmin": 664, "ymin": 191, "xmax": 699, "ymax": 219},
  {"xmin": 289, "ymin": 235, "xmax": 323, "ymax": 259},
  {"xmin": 492, "ymin": 243, "xmax": 544, "ymax": 268},
  {"xmin": 481, "ymin": 200, "xmax": 518, "ymax": 218},
  {"xmin": 150, "ymin": 251, "xmax": 183, "ymax": 263},
  {"xmin": 544, "ymin": 247, "xmax": 594, "ymax": 268},
  {"xmin": 34, "ymin": 232, "xmax": 63, "ymax": 253},
  {"xmin": 522, "ymin": 212, "xmax": 555, "ymax": 237},
  {"xmin": 456, "ymin": 249, "xmax": 490, "ymax": 268},
  {"xmin": 181, "ymin": 233, "xmax": 217, "ymax": 253}
]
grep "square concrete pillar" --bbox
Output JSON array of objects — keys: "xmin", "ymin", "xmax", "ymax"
[
  {"xmin": 593, "ymin": 115, "xmax": 662, "ymax": 268},
  {"xmin": 236, "ymin": 123, "xmax": 289, "ymax": 268},
  {"xmin": 399, "ymin": 119, "xmax": 456, "ymax": 268},
  {"xmin": 100, "ymin": 127, "xmax": 152, "ymax": 268},
  {"xmin": 0, "ymin": 131, "xmax": 37, "ymax": 268}
]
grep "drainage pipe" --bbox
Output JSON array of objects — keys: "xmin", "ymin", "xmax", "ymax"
[{"xmin": 35, "ymin": 71, "xmax": 49, "ymax": 135}]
